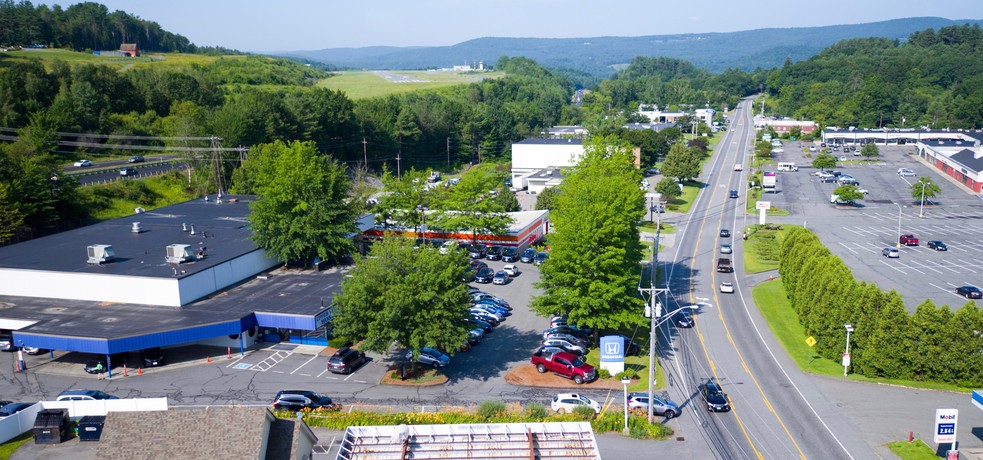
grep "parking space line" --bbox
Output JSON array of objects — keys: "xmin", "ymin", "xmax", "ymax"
[
  {"xmin": 879, "ymin": 260, "xmax": 908, "ymax": 274},
  {"xmin": 838, "ymin": 242, "xmax": 858, "ymax": 254},
  {"xmin": 249, "ymin": 350, "xmax": 292, "ymax": 372},
  {"xmin": 317, "ymin": 369, "xmax": 330, "ymax": 378},
  {"xmin": 344, "ymin": 373, "xmax": 355, "ymax": 381},
  {"xmin": 325, "ymin": 376, "xmax": 338, "ymax": 380},
  {"xmin": 290, "ymin": 354, "xmax": 321, "ymax": 375},
  {"xmin": 897, "ymin": 263, "xmax": 926, "ymax": 275},
  {"xmin": 905, "ymin": 261, "xmax": 943, "ymax": 275}
]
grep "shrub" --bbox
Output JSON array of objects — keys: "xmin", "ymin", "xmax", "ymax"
[
  {"xmin": 616, "ymin": 368, "xmax": 638, "ymax": 380},
  {"xmin": 597, "ymin": 368, "xmax": 611, "ymax": 379},
  {"xmin": 572, "ymin": 405, "xmax": 597, "ymax": 420},
  {"xmin": 524, "ymin": 403, "xmax": 548, "ymax": 419},
  {"xmin": 476, "ymin": 400, "xmax": 507, "ymax": 419}
]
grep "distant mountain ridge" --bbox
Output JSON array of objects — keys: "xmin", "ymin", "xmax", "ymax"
[{"xmin": 280, "ymin": 17, "xmax": 982, "ymax": 76}]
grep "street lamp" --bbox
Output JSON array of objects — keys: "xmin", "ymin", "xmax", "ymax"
[
  {"xmin": 843, "ymin": 324, "xmax": 854, "ymax": 377},
  {"xmin": 894, "ymin": 202, "xmax": 902, "ymax": 248},
  {"xmin": 622, "ymin": 377, "xmax": 631, "ymax": 432},
  {"xmin": 919, "ymin": 182, "xmax": 928, "ymax": 218},
  {"xmin": 643, "ymin": 301, "xmax": 703, "ymax": 423}
]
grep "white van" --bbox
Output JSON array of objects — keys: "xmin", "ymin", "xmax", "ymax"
[{"xmin": 777, "ymin": 162, "xmax": 798, "ymax": 172}]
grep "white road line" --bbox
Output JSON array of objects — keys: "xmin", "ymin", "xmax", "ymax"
[
  {"xmin": 299, "ymin": 374, "xmax": 311, "ymax": 377},
  {"xmin": 344, "ymin": 373, "xmax": 355, "ymax": 381},
  {"xmin": 353, "ymin": 380, "xmax": 367, "ymax": 384},
  {"xmin": 879, "ymin": 260, "xmax": 908, "ymax": 274},
  {"xmin": 272, "ymin": 370, "xmax": 284, "ymax": 374},
  {"xmin": 325, "ymin": 376, "xmax": 338, "ymax": 380},
  {"xmin": 290, "ymin": 355, "xmax": 321, "ymax": 375},
  {"xmin": 838, "ymin": 242, "xmax": 859, "ymax": 254},
  {"xmin": 317, "ymin": 369, "xmax": 329, "ymax": 378}
]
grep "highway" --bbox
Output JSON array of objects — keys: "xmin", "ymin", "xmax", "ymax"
[
  {"xmin": 653, "ymin": 98, "xmax": 873, "ymax": 459},
  {"xmin": 63, "ymin": 155, "xmax": 186, "ymax": 186}
]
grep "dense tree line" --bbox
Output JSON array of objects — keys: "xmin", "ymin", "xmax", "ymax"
[
  {"xmin": 0, "ymin": 1, "xmax": 193, "ymax": 52},
  {"xmin": 779, "ymin": 227, "xmax": 983, "ymax": 387},
  {"xmin": 766, "ymin": 24, "xmax": 983, "ymax": 128}
]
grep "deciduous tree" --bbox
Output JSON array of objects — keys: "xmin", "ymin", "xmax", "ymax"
[
  {"xmin": 860, "ymin": 143, "xmax": 879, "ymax": 159},
  {"xmin": 812, "ymin": 153, "xmax": 836, "ymax": 171},
  {"xmin": 910, "ymin": 176, "xmax": 941, "ymax": 203},
  {"xmin": 246, "ymin": 140, "xmax": 357, "ymax": 266},
  {"xmin": 660, "ymin": 143, "xmax": 700, "ymax": 182},
  {"xmin": 332, "ymin": 238, "xmax": 471, "ymax": 360},
  {"xmin": 531, "ymin": 136, "xmax": 646, "ymax": 330}
]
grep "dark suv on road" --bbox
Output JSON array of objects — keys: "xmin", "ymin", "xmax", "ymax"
[
  {"xmin": 272, "ymin": 390, "xmax": 334, "ymax": 411},
  {"xmin": 326, "ymin": 347, "xmax": 366, "ymax": 374}
]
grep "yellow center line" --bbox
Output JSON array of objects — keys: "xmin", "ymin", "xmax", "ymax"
[{"xmin": 690, "ymin": 105, "xmax": 806, "ymax": 460}]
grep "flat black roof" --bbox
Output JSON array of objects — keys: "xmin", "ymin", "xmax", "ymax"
[{"xmin": 0, "ymin": 195, "xmax": 258, "ymax": 278}]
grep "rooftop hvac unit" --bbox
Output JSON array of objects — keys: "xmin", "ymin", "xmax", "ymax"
[
  {"xmin": 86, "ymin": 245, "xmax": 115, "ymax": 264},
  {"xmin": 165, "ymin": 244, "xmax": 193, "ymax": 264}
]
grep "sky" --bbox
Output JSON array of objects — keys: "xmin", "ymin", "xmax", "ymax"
[{"xmin": 42, "ymin": 0, "xmax": 983, "ymax": 52}]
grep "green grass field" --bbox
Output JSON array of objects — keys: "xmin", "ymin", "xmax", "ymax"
[
  {"xmin": 584, "ymin": 346, "xmax": 665, "ymax": 392},
  {"xmin": 0, "ymin": 48, "xmax": 224, "ymax": 71},
  {"xmin": 317, "ymin": 70, "xmax": 504, "ymax": 99}
]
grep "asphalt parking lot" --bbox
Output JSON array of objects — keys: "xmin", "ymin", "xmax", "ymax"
[{"xmin": 766, "ymin": 142, "xmax": 983, "ymax": 311}]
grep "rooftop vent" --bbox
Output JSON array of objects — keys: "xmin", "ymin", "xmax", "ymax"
[
  {"xmin": 131, "ymin": 222, "xmax": 142, "ymax": 233},
  {"xmin": 86, "ymin": 245, "xmax": 115, "ymax": 264},
  {"xmin": 165, "ymin": 244, "xmax": 193, "ymax": 264}
]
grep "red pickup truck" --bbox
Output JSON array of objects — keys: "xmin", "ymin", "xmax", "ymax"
[
  {"xmin": 530, "ymin": 350, "xmax": 596, "ymax": 384},
  {"xmin": 899, "ymin": 234, "xmax": 919, "ymax": 246}
]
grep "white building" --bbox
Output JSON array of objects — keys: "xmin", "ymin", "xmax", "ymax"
[{"xmin": 510, "ymin": 138, "xmax": 585, "ymax": 189}]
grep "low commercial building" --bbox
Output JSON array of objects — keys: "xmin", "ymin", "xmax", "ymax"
[
  {"xmin": 363, "ymin": 210, "xmax": 549, "ymax": 249},
  {"xmin": 756, "ymin": 117, "xmax": 817, "ymax": 134}
]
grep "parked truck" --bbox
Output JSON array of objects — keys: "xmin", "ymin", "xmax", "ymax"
[
  {"xmin": 530, "ymin": 350, "xmax": 596, "ymax": 384},
  {"xmin": 717, "ymin": 257, "xmax": 733, "ymax": 273}
]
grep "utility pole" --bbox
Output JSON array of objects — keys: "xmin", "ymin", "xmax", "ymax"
[
  {"xmin": 477, "ymin": 144, "xmax": 481, "ymax": 164},
  {"xmin": 638, "ymin": 211, "xmax": 668, "ymax": 424},
  {"xmin": 397, "ymin": 150, "xmax": 402, "ymax": 180},
  {"xmin": 210, "ymin": 137, "xmax": 224, "ymax": 195},
  {"xmin": 362, "ymin": 137, "xmax": 367, "ymax": 166},
  {"xmin": 446, "ymin": 137, "xmax": 450, "ymax": 169}
]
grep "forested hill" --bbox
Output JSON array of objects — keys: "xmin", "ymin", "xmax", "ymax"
[
  {"xmin": 282, "ymin": 17, "xmax": 981, "ymax": 76},
  {"xmin": 767, "ymin": 23, "xmax": 983, "ymax": 129},
  {"xmin": 0, "ymin": 1, "xmax": 200, "ymax": 53}
]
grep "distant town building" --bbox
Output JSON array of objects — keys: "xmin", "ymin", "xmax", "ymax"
[
  {"xmin": 755, "ymin": 116, "xmax": 817, "ymax": 134},
  {"xmin": 509, "ymin": 137, "xmax": 640, "ymax": 192},
  {"xmin": 119, "ymin": 43, "xmax": 140, "ymax": 57},
  {"xmin": 636, "ymin": 104, "xmax": 715, "ymax": 127}
]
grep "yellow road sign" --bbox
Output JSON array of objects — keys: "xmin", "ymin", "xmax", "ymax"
[{"xmin": 805, "ymin": 336, "xmax": 817, "ymax": 347}]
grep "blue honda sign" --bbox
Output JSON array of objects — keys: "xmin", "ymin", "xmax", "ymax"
[{"xmin": 599, "ymin": 335, "xmax": 625, "ymax": 363}]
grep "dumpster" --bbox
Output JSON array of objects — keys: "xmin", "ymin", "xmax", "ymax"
[
  {"xmin": 77, "ymin": 415, "xmax": 106, "ymax": 441},
  {"xmin": 33, "ymin": 409, "xmax": 69, "ymax": 444}
]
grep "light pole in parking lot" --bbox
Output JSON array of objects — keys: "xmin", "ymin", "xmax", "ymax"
[
  {"xmin": 919, "ymin": 182, "xmax": 928, "ymax": 218},
  {"xmin": 622, "ymin": 377, "xmax": 631, "ymax": 432},
  {"xmin": 894, "ymin": 202, "xmax": 902, "ymax": 248},
  {"xmin": 843, "ymin": 324, "xmax": 854, "ymax": 376}
]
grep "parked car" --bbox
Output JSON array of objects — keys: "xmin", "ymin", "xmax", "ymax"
[
  {"xmin": 719, "ymin": 229, "xmax": 731, "ymax": 238},
  {"xmin": 439, "ymin": 240, "xmax": 458, "ymax": 255},
  {"xmin": 899, "ymin": 234, "xmax": 919, "ymax": 246},
  {"xmin": 551, "ymin": 393, "xmax": 601, "ymax": 414},
  {"xmin": 956, "ymin": 286, "xmax": 982, "ymax": 299},
  {"xmin": 897, "ymin": 168, "xmax": 916, "ymax": 177},
  {"xmin": 474, "ymin": 267, "xmax": 495, "ymax": 283},
  {"xmin": 119, "ymin": 167, "xmax": 138, "ymax": 177},
  {"xmin": 468, "ymin": 316, "xmax": 493, "ymax": 332},
  {"xmin": 719, "ymin": 282, "xmax": 735, "ymax": 293},
  {"xmin": 472, "ymin": 301, "xmax": 510, "ymax": 317},
  {"xmin": 0, "ymin": 334, "xmax": 14, "ymax": 351},
  {"xmin": 520, "ymin": 248, "xmax": 537, "ymax": 263},
  {"xmin": 272, "ymin": 390, "xmax": 334, "ymax": 411},
  {"xmin": 533, "ymin": 251, "xmax": 549, "ymax": 265},
  {"xmin": 22, "ymin": 346, "xmax": 48, "ymax": 355},
  {"xmin": 542, "ymin": 326, "xmax": 591, "ymax": 342},
  {"xmin": 485, "ymin": 245, "xmax": 503, "ymax": 261},
  {"xmin": 471, "ymin": 292, "xmax": 511, "ymax": 309},
  {"xmin": 140, "ymin": 347, "xmax": 165, "ymax": 367},
  {"xmin": 492, "ymin": 271, "xmax": 509, "ymax": 285},
  {"xmin": 83, "ymin": 353, "xmax": 128, "ymax": 374},
  {"xmin": 543, "ymin": 332, "xmax": 590, "ymax": 349},
  {"xmin": 501, "ymin": 247, "xmax": 519, "ymax": 262},
  {"xmin": 326, "ymin": 346, "xmax": 366, "ymax": 374},
  {"xmin": 503, "ymin": 264, "xmax": 520, "ymax": 277},
  {"xmin": 882, "ymin": 247, "xmax": 899, "ymax": 258},
  {"xmin": 927, "ymin": 241, "xmax": 947, "ymax": 251},
  {"xmin": 541, "ymin": 338, "xmax": 586, "ymax": 356},
  {"xmin": 56, "ymin": 390, "xmax": 118, "ymax": 401},
  {"xmin": 127, "ymin": 155, "xmax": 145, "ymax": 163},
  {"xmin": 699, "ymin": 379, "xmax": 731, "ymax": 412},
  {"xmin": 73, "ymin": 159, "xmax": 92, "ymax": 167},
  {"xmin": 612, "ymin": 335, "xmax": 641, "ymax": 356},
  {"xmin": 720, "ymin": 244, "xmax": 732, "ymax": 254},
  {"xmin": 467, "ymin": 244, "xmax": 487, "ymax": 259},
  {"xmin": 627, "ymin": 392, "xmax": 679, "ymax": 418},
  {"xmin": 405, "ymin": 348, "xmax": 450, "ymax": 368},
  {"xmin": 0, "ymin": 402, "xmax": 33, "ymax": 417},
  {"xmin": 470, "ymin": 311, "xmax": 500, "ymax": 327}
]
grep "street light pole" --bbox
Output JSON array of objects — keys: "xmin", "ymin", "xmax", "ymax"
[
  {"xmin": 895, "ymin": 203, "xmax": 902, "ymax": 248},
  {"xmin": 843, "ymin": 324, "xmax": 854, "ymax": 377},
  {"xmin": 919, "ymin": 182, "xmax": 927, "ymax": 218},
  {"xmin": 622, "ymin": 378, "xmax": 631, "ymax": 432}
]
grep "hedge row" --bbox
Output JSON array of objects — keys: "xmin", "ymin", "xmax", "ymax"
[{"xmin": 779, "ymin": 227, "xmax": 983, "ymax": 387}]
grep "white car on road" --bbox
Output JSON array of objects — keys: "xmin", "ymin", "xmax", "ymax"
[
  {"xmin": 719, "ymin": 282, "xmax": 735, "ymax": 293},
  {"xmin": 74, "ymin": 159, "xmax": 92, "ymax": 167},
  {"xmin": 897, "ymin": 168, "xmax": 915, "ymax": 177}
]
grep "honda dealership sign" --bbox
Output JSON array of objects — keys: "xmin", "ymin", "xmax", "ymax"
[{"xmin": 599, "ymin": 335, "xmax": 625, "ymax": 375}]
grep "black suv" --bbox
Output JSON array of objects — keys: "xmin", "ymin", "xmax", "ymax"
[
  {"xmin": 272, "ymin": 390, "xmax": 334, "ymax": 411},
  {"xmin": 141, "ymin": 347, "xmax": 165, "ymax": 367},
  {"xmin": 485, "ymin": 245, "xmax": 503, "ymax": 261},
  {"xmin": 326, "ymin": 346, "xmax": 366, "ymax": 374},
  {"xmin": 501, "ymin": 247, "xmax": 518, "ymax": 262}
]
